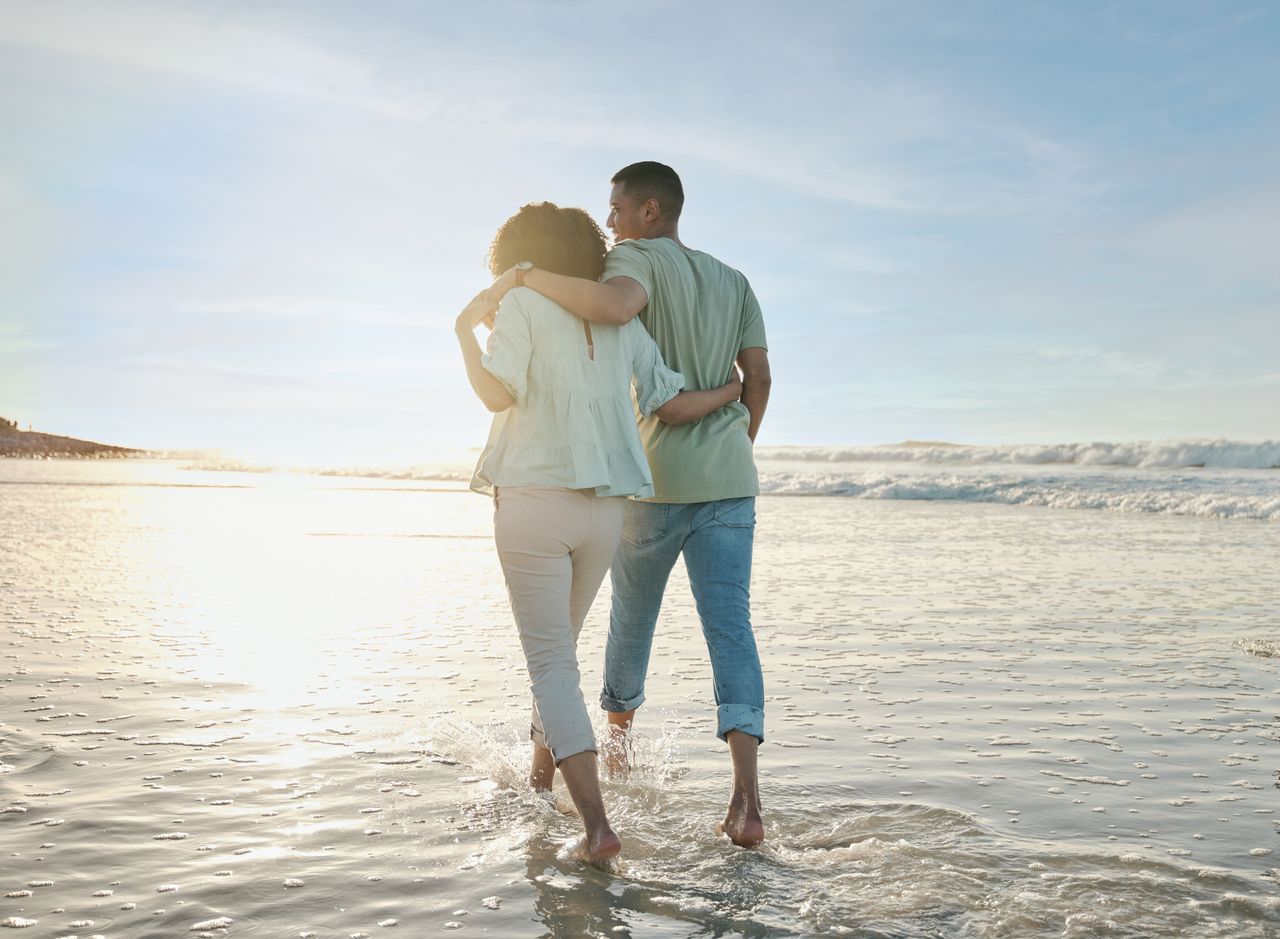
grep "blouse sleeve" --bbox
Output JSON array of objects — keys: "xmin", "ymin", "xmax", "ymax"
[
  {"xmin": 480, "ymin": 291, "xmax": 533, "ymax": 401},
  {"xmin": 625, "ymin": 319, "xmax": 685, "ymax": 417}
]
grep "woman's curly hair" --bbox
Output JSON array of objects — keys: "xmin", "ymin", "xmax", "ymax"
[{"xmin": 487, "ymin": 202, "xmax": 608, "ymax": 280}]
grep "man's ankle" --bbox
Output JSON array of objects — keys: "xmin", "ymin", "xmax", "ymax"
[{"xmin": 606, "ymin": 708, "xmax": 636, "ymax": 733}]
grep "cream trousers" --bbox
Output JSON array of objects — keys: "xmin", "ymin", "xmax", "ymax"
[{"xmin": 494, "ymin": 486, "xmax": 625, "ymax": 762}]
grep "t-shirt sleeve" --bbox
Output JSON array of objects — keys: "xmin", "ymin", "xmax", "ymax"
[
  {"xmin": 626, "ymin": 320, "xmax": 685, "ymax": 417},
  {"xmin": 738, "ymin": 281, "xmax": 768, "ymax": 352},
  {"xmin": 601, "ymin": 242, "xmax": 653, "ymax": 301},
  {"xmin": 480, "ymin": 292, "xmax": 532, "ymax": 400}
]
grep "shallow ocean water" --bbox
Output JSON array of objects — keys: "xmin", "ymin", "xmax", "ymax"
[{"xmin": 2, "ymin": 460, "xmax": 1278, "ymax": 937}]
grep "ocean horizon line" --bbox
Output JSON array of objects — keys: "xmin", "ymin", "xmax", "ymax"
[
  {"xmin": 5, "ymin": 435, "xmax": 1279, "ymax": 474},
  {"xmin": 140, "ymin": 436, "xmax": 1280, "ymax": 474}
]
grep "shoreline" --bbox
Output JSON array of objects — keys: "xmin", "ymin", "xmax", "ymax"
[{"xmin": 0, "ymin": 426, "xmax": 145, "ymax": 459}]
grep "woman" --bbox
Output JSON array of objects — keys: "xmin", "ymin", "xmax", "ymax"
[{"xmin": 453, "ymin": 202, "xmax": 740, "ymax": 863}]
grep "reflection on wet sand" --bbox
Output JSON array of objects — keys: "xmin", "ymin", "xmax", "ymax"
[{"xmin": 1, "ymin": 461, "xmax": 1278, "ymax": 936}]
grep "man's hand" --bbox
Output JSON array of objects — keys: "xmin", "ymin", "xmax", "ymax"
[{"xmin": 489, "ymin": 265, "xmax": 521, "ymax": 303}]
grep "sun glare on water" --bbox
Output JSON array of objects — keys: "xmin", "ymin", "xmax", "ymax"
[{"xmin": 103, "ymin": 463, "xmax": 483, "ymax": 720}]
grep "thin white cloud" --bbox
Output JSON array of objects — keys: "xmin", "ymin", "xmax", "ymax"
[
  {"xmin": 1136, "ymin": 189, "xmax": 1280, "ymax": 287},
  {"xmin": 1100, "ymin": 3, "xmax": 1270, "ymax": 52},
  {"xmin": 1031, "ymin": 346, "xmax": 1172, "ymax": 384},
  {"xmin": 175, "ymin": 298, "xmax": 429, "ymax": 328},
  {"xmin": 0, "ymin": 0, "xmax": 432, "ymax": 118},
  {"xmin": 2, "ymin": 1, "xmax": 1103, "ymax": 221}
]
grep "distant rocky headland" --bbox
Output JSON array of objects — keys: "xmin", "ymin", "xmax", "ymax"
[{"xmin": 1, "ymin": 417, "xmax": 144, "ymax": 458}]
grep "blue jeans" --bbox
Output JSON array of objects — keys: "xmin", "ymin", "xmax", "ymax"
[{"xmin": 600, "ymin": 497, "xmax": 764, "ymax": 743}]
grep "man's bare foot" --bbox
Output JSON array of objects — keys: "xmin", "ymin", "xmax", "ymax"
[
  {"xmin": 602, "ymin": 710, "xmax": 635, "ymax": 777},
  {"xmin": 570, "ymin": 826, "xmax": 622, "ymax": 866},
  {"xmin": 718, "ymin": 795, "xmax": 765, "ymax": 848}
]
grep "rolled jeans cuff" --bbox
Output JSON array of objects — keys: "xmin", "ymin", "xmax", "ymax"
[
  {"xmin": 599, "ymin": 688, "xmax": 645, "ymax": 714},
  {"xmin": 717, "ymin": 703, "xmax": 764, "ymax": 744}
]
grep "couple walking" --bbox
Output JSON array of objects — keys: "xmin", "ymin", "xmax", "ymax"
[{"xmin": 454, "ymin": 161, "xmax": 771, "ymax": 863}]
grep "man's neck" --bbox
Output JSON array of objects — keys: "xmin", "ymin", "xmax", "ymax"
[{"xmin": 643, "ymin": 222, "xmax": 684, "ymax": 246}]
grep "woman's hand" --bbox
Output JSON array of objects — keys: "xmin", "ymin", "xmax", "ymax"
[
  {"xmin": 455, "ymin": 289, "xmax": 499, "ymax": 336},
  {"xmin": 455, "ymin": 288, "xmax": 516, "ymax": 412},
  {"xmin": 724, "ymin": 365, "xmax": 743, "ymax": 400}
]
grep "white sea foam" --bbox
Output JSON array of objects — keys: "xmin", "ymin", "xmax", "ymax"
[{"xmin": 757, "ymin": 467, "xmax": 1280, "ymax": 521}]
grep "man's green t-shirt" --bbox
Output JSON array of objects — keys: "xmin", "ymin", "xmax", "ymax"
[{"xmin": 604, "ymin": 237, "xmax": 767, "ymax": 504}]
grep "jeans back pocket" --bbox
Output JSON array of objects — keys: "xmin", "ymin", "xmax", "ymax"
[
  {"xmin": 713, "ymin": 497, "xmax": 756, "ymax": 529},
  {"xmin": 622, "ymin": 501, "xmax": 670, "ymax": 546}
]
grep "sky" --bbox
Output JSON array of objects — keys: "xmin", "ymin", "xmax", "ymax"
[{"xmin": 2, "ymin": 0, "xmax": 1278, "ymax": 465}]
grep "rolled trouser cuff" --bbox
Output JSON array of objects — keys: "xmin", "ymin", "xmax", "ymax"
[
  {"xmin": 599, "ymin": 688, "xmax": 645, "ymax": 714},
  {"xmin": 550, "ymin": 733, "xmax": 597, "ymax": 765},
  {"xmin": 531, "ymin": 724, "xmax": 597, "ymax": 764},
  {"xmin": 717, "ymin": 703, "xmax": 764, "ymax": 744}
]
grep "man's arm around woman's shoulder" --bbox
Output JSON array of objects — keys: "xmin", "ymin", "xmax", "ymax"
[{"xmin": 490, "ymin": 262, "xmax": 647, "ymax": 327}]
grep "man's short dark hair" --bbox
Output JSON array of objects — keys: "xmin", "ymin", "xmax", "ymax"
[{"xmin": 612, "ymin": 161, "xmax": 684, "ymax": 221}]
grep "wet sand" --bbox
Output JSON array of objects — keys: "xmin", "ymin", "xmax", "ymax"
[{"xmin": 2, "ymin": 460, "xmax": 1278, "ymax": 936}]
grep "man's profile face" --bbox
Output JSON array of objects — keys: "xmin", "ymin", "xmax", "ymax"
[{"xmin": 606, "ymin": 182, "xmax": 648, "ymax": 243}]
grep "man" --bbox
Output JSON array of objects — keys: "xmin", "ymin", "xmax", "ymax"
[{"xmin": 491, "ymin": 161, "xmax": 771, "ymax": 847}]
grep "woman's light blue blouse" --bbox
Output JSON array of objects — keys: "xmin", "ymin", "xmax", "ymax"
[{"xmin": 469, "ymin": 287, "xmax": 684, "ymax": 498}]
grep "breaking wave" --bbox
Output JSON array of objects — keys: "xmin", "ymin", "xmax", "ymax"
[
  {"xmin": 756, "ymin": 440, "xmax": 1280, "ymax": 470},
  {"xmin": 757, "ymin": 468, "xmax": 1280, "ymax": 521},
  {"xmin": 164, "ymin": 439, "xmax": 1280, "ymax": 523}
]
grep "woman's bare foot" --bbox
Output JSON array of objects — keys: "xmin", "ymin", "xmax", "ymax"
[
  {"xmin": 556, "ymin": 751, "xmax": 618, "ymax": 864},
  {"xmin": 718, "ymin": 794, "xmax": 764, "ymax": 848}
]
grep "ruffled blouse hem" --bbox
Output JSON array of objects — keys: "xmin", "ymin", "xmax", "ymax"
[{"xmin": 470, "ymin": 441, "xmax": 655, "ymax": 499}]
